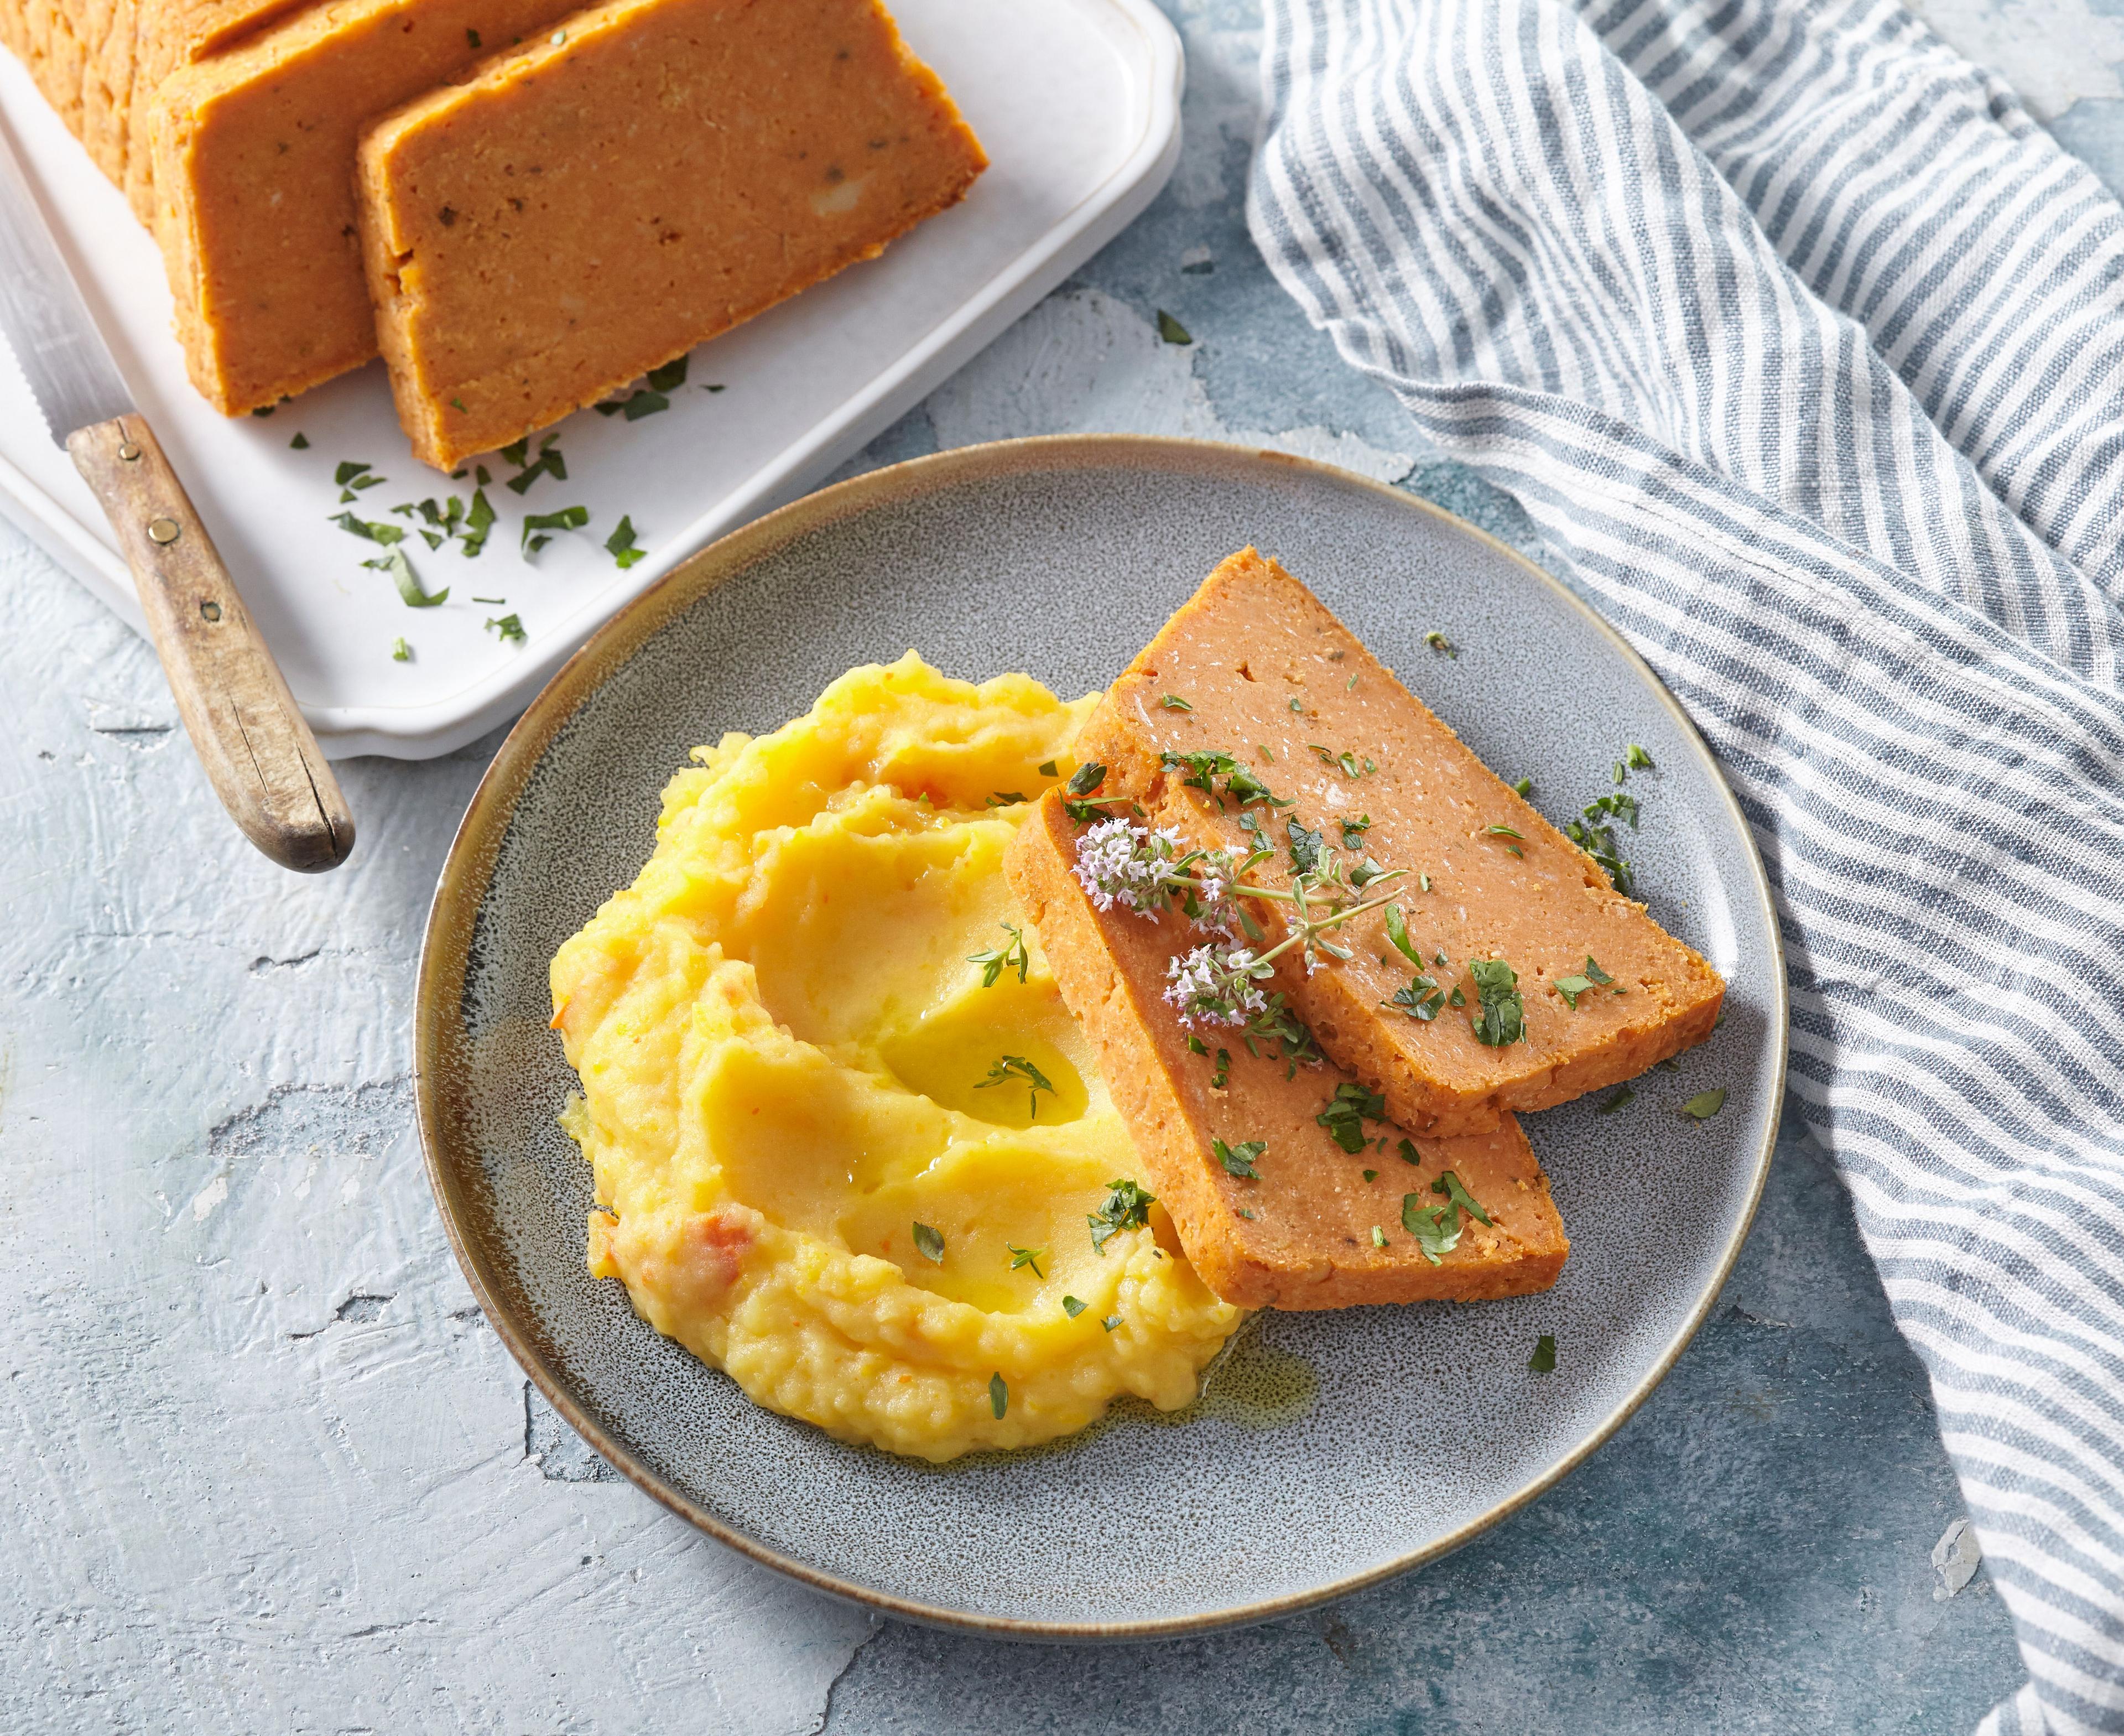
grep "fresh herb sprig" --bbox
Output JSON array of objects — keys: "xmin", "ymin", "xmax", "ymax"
[
  {"xmin": 967, "ymin": 923, "xmax": 1031, "ymax": 988},
  {"xmin": 1316, "ymin": 1081, "xmax": 1387, "ymax": 1153},
  {"xmin": 976, "ymin": 1054, "xmax": 1056, "ymax": 1118}
]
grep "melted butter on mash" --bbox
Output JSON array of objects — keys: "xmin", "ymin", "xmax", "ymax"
[{"xmin": 550, "ymin": 654, "xmax": 1242, "ymax": 1461}]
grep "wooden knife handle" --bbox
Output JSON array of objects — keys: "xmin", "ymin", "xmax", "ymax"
[{"xmin": 68, "ymin": 415, "xmax": 355, "ymax": 872}]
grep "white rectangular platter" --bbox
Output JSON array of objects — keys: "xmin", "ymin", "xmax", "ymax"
[{"xmin": 0, "ymin": 0, "xmax": 1180, "ymax": 758}]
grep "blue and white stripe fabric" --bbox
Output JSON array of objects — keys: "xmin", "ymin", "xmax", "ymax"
[{"xmin": 1247, "ymin": 2, "xmax": 2124, "ymax": 1728}]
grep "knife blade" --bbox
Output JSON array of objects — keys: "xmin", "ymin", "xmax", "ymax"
[
  {"xmin": 0, "ymin": 115, "xmax": 355, "ymax": 871},
  {"xmin": 0, "ymin": 115, "xmax": 131, "ymax": 443}
]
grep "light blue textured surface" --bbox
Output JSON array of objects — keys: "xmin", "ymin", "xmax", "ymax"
[{"xmin": 6, "ymin": 0, "xmax": 2115, "ymax": 1728}]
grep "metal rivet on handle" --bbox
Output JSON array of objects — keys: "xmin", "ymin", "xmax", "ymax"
[
  {"xmin": 146, "ymin": 517, "xmax": 180, "ymax": 545},
  {"xmin": 117, "ymin": 441, "xmax": 141, "ymax": 461},
  {"xmin": 200, "ymin": 600, "xmax": 222, "ymax": 622}
]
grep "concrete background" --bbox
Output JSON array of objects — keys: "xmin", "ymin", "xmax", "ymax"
[{"xmin": 9, "ymin": 1, "xmax": 2120, "ymax": 1729}]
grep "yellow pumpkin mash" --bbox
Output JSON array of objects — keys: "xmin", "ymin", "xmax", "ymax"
[{"xmin": 550, "ymin": 655, "xmax": 1242, "ymax": 1460}]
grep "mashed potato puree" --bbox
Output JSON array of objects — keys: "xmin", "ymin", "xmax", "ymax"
[{"xmin": 550, "ymin": 656, "xmax": 1242, "ymax": 1460}]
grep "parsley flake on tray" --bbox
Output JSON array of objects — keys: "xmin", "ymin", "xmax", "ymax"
[
  {"xmin": 604, "ymin": 514, "xmax": 647, "ymax": 569},
  {"xmin": 521, "ymin": 505, "xmax": 590, "ymax": 556},
  {"xmin": 1679, "ymin": 1088, "xmax": 1729, "ymax": 1121}
]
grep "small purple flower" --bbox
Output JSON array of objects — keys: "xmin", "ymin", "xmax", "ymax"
[{"xmin": 1162, "ymin": 944, "xmax": 1271, "ymax": 1028}]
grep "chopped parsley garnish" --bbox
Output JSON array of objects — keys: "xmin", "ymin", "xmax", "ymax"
[
  {"xmin": 1160, "ymin": 694, "xmax": 1193, "ymax": 710},
  {"xmin": 1226, "ymin": 765, "xmax": 1283, "ymax": 808},
  {"xmin": 1401, "ymin": 1193, "xmax": 1463, "ymax": 1264},
  {"xmin": 1213, "ymin": 1138, "xmax": 1264, "ymax": 1179},
  {"xmin": 1159, "ymin": 748, "xmax": 1288, "ymax": 812},
  {"xmin": 1087, "ymin": 1178, "xmax": 1155, "ymax": 1252},
  {"xmin": 1583, "ymin": 955, "xmax": 1615, "ymax": 986},
  {"xmin": 1595, "ymin": 1085, "xmax": 1636, "ymax": 1114},
  {"xmin": 1383, "ymin": 902, "xmax": 1422, "ymax": 966},
  {"xmin": 1339, "ymin": 815, "xmax": 1371, "ymax": 851},
  {"xmin": 1397, "ymin": 1138, "xmax": 1421, "ymax": 1166},
  {"xmin": 289, "ymin": 433, "xmax": 309, "ymax": 450},
  {"xmin": 985, "ymin": 791, "xmax": 1028, "ymax": 808},
  {"xmin": 1209, "ymin": 1047, "xmax": 1230, "ymax": 1090},
  {"xmin": 1469, "ymin": 959, "xmax": 1524, "ymax": 1046},
  {"xmin": 1613, "ymin": 761, "xmax": 1626, "ymax": 785},
  {"xmin": 391, "ymin": 637, "xmax": 411, "ymax": 662},
  {"xmin": 1485, "ymin": 824, "xmax": 1522, "ymax": 840},
  {"xmin": 605, "ymin": 514, "xmax": 647, "ymax": 569},
  {"xmin": 1155, "ymin": 309, "xmax": 1192, "ymax": 345},
  {"xmin": 1310, "ymin": 745, "xmax": 1369, "ymax": 779},
  {"xmin": 331, "ymin": 510, "xmax": 403, "ymax": 545},
  {"xmin": 1007, "ymin": 1244, "xmax": 1046, "ymax": 1277},
  {"xmin": 1316, "ymin": 1080, "xmax": 1386, "ymax": 1153},
  {"xmin": 1061, "ymin": 760, "xmax": 1124, "ymax": 823},
  {"xmin": 976, "ymin": 1054, "xmax": 1056, "ymax": 1117},
  {"xmin": 1418, "ymin": 872, "xmax": 1433, "ymax": 892},
  {"xmin": 461, "ymin": 487, "xmax": 496, "ymax": 557},
  {"xmin": 1679, "ymin": 1088, "xmax": 1729, "ymax": 1121},
  {"xmin": 967, "ymin": 923, "xmax": 1030, "ymax": 987},
  {"xmin": 1371, "ymin": 1225, "xmax": 1388, "ymax": 1249},
  {"xmin": 1430, "ymin": 1170, "xmax": 1492, "ymax": 1225},
  {"xmin": 485, "ymin": 613, "xmax": 525, "ymax": 643},
  {"xmin": 597, "ymin": 358, "xmax": 688, "ymax": 420},
  {"xmin": 363, "ymin": 546, "xmax": 447, "ymax": 607},
  {"xmin": 1448, "ymin": 985, "xmax": 1466, "ymax": 1007},
  {"xmin": 1567, "ymin": 794, "xmax": 1637, "ymax": 893},
  {"xmin": 1512, "ymin": 777, "xmax": 1532, "ymax": 797},
  {"xmin": 1187, "ymin": 1034, "xmax": 1208, "ymax": 1056},
  {"xmin": 1038, "ymin": 760, "xmax": 1059, "ymax": 777},
  {"xmin": 912, "ymin": 1222, "xmax": 945, "ymax": 1263},
  {"xmin": 1285, "ymin": 817, "xmax": 1325, "ymax": 875},
  {"xmin": 1102, "ymin": 1315, "xmax": 1122, "ymax": 1332},
  {"xmin": 1423, "ymin": 630, "xmax": 1456, "ymax": 658},
  {"xmin": 1388, "ymin": 973, "xmax": 1446, "ymax": 1021},
  {"xmin": 1553, "ymin": 973, "xmax": 1594, "ymax": 1009},
  {"xmin": 1529, "ymin": 1334, "xmax": 1558, "ymax": 1373},
  {"xmin": 989, "ymin": 1373, "xmax": 1008, "ymax": 1418},
  {"xmin": 1625, "ymin": 744, "xmax": 1654, "ymax": 770},
  {"xmin": 1062, "ymin": 1295, "xmax": 1088, "ymax": 1318},
  {"xmin": 503, "ymin": 433, "xmax": 567, "ymax": 494},
  {"xmin": 520, "ymin": 503, "xmax": 589, "ymax": 555}
]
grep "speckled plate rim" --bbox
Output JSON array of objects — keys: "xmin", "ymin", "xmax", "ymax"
[{"xmin": 413, "ymin": 433, "xmax": 1789, "ymax": 1642}]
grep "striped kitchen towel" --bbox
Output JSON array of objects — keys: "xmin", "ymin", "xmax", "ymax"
[{"xmin": 1247, "ymin": 1, "xmax": 2124, "ymax": 1729}]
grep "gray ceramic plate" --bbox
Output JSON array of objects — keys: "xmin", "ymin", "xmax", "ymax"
[{"xmin": 415, "ymin": 435, "xmax": 1785, "ymax": 1638}]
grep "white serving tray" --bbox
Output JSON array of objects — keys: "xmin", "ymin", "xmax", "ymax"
[{"xmin": 0, "ymin": 0, "xmax": 1180, "ymax": 758}]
